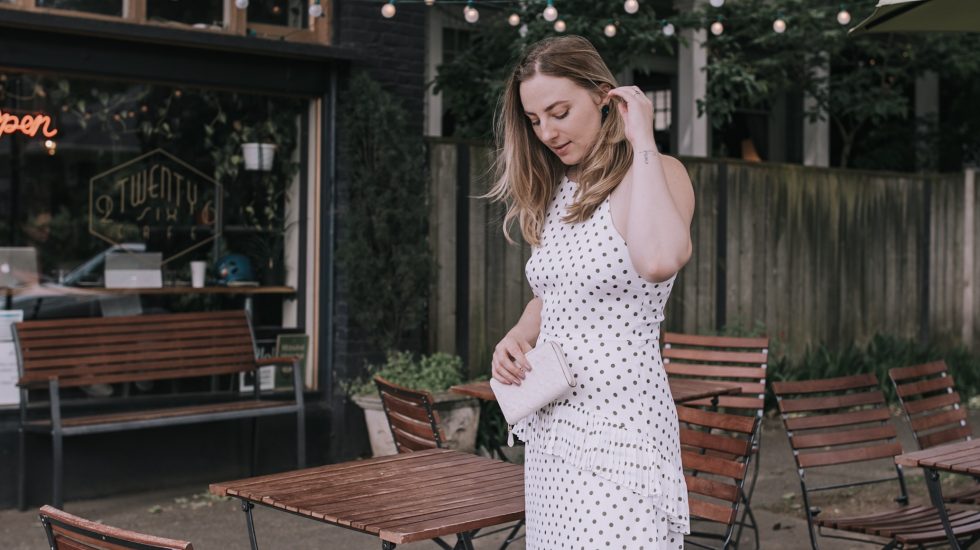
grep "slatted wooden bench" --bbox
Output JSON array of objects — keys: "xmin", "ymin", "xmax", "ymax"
[{"xmin": 14, "ymin": 310, "xmax": 306, "ymax": 510}]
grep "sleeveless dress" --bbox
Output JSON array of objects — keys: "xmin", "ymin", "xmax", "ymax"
[{"xmin": 514, "ymin": 175, "xmax": 690, "ymax": 549}]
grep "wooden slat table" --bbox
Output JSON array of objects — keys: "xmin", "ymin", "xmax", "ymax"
[
  {"xmin": 450, "ymin": 378, "xmax": 742, "ymax": 404},
  {"xmin": 895, "ymin": 438, "xmax": 980, "ymax": 549},
  {"xmin": 210, "ymin": 449, "xmax": 524, "ymax": 550}
]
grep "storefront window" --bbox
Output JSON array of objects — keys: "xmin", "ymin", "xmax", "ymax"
[
  {"xmin": 147, "ymin": 0, "xmax": 224, "ymax": 28},
  {"xmin": 35, "ymin": 0, "xmax": 123, "ymax": 16},
  {"xmin": 248, "ymin": 0, "xmax": 307, "ymax": 28},
  {"xmin": 0, "ymin": 71, "xmax": 306, "ymax": 323}
]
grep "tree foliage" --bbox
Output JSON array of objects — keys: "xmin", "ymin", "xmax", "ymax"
[
  {"xmin": 435, "ymin": 0, "xmax": 980, "ymax": 169},
  {"xmin": 337, "ymin": 72, "xmax": 432, "ymax": 352}
]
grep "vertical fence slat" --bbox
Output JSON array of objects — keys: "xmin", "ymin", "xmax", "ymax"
[{"xmin": 429, "ymin": 143, "xmax": 457, "ymax": 354}]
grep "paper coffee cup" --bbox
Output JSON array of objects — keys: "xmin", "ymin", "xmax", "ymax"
[{"xmin": 190, "ymin": 261, "xmax": 207, "ymax": 288}]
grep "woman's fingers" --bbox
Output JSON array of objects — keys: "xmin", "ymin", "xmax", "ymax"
[
  {"xmin": 492, "ymin": 357, "xmax": 523, "ymax": 385},
  {"xmin": 492, "ymin": 337, "xmax": 533, "ymax": 385}
]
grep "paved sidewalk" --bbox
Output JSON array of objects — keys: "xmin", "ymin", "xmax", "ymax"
[{"xmin": 3, "ymin": 411, "xmax": 977, "ymax": 549}]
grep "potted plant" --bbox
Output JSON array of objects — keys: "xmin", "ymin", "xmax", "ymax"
[
  {"xmin": 348, "ymin": 351, "xmax": 481, "ymax": 457},
  {"xmin": 240, "ymin": 121, "xmax": 277, "ymax": 171}
]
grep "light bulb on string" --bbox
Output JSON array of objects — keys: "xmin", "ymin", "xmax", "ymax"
[
  {"xmin": 837, "ymin": 8, "xmax": 851, "ymax": 25},
  {"xmin": 554, "ymin": 19, "xmax": 566, "ymax": 32},
  {"xmin": 710, "ymin": 19, "xmax": 724, "ymax": 35},
  {"xmin": 381, "ymin": 1, "xmax": 396, "ymax": 18},
  {"xmin": 234, "ymin": 0, "xmax": 248, "ymax": 9},
  {"xmin": 709, "ymin": 0, "xmax": 724, "ymax": 7},
  {"xmin": 604, "ymin": 22, "xmax": 617, "ymax": 37},
  {"xmin": 624, "ymin": 0, "xmax": 639, "ymax": 14},
  {"xmin": 661, "ymin": 21, "xmax": 675, "ymax": 36},
  {"xmin": 772, "ymin": 17, "xmax": 786, "ymax": 33},
  {"xmin": 543, "ymin": 0, "xmax": 558, "ymax": 22},
  {"xmin": 464, "ymin": 2, "xmax": 479, "ymax": 23},
  {"xmin": 508, "ymin": 13, "xmax": 521, "ymax": 26},
  {"xmin": 425, "ymin": 0, "xmax": 435, "ymax": 5},
  {"xmin": 309, "ymin": 0, "xmax": 323, "ymax": 17}
]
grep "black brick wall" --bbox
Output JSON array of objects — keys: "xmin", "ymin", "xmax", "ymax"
[{"xmin": 326, "ymin": 1, "xmax": 429, "ymax": 462}]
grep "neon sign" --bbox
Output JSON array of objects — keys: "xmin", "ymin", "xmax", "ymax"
[{"xmin": 0, "ymin": 109, "xmax": 58, "ymax": 139}]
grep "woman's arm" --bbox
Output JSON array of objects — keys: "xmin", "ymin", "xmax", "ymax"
[
  {"xmin": 491, "ymin": 297, "xmax": 542, "ymax": 385},
  {"xmin": 606, "ymin": 85, "xmax": 695, "ymax": 283},
  {"xmin": 624, "ymin": 153, "xmax": 695, "ymax": 282}
]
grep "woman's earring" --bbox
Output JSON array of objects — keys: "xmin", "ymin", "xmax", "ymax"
[{"xmin": 601, "ymin": 104, "xmax": 610, "ymax": 123}]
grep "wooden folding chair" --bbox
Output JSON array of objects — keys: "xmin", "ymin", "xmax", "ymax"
[
  {"xmin": 889, "ymin": 361, "xmax": 980, "ymax": 504},
  {"xmin": 374, "ymin": 376, "xmax": 446, "ymax": 453},
  {"xmin": 38, "ymin": 505, "xmax": 193, "ymax": 550},
  {"xmin": 680, "ymin": 405, "xmax": 761, "ymax": 550},
  {"xmin": 774, "ymin": 373, "xmax": 980, "ymax": 549},
  {"xmin": 663, "ymin": 332, "xmax": 769, "ymax": 546}
]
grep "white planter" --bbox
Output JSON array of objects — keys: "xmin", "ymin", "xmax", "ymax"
[
  {"xmin": 352, "ymin": 392, "xmax": 480, "ymax": 457},
  {"xmin": 242, "ymin": 142, "xmax": 276, "ymax": 171}
]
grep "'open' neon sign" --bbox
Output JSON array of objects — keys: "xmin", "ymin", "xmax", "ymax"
[{"xmin": 0, "ymin": 109, "xmax": 58, "ymax": 139}]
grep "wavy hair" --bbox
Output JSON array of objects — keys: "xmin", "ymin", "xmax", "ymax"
[{"xmin": 487, "ymin": 35, "xmax": 633, "ymax": 246}]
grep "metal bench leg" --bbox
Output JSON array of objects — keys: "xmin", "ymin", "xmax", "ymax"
[
  {"xmin": 250, "ymin": 418, "xmax": 259, "ymax": 476},
  {"xmin": 52, "ymin": 430, "xmax": 63, "ymax": 509},
  {"xmin": 17, "ymin": 428, "xmax": 26, "ymax": 511},
  {"xmin": 296, "ymin": 408, "xmax": 306, "ymax": 469},
  {"xmin": 241, "ymin": 500, "xmax": 259, "ymax": 550},
  {"xmin": 925, "ymin": 467, "xmax": 961, "ymax": 550}
]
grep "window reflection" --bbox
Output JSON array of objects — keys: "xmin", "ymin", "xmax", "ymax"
[
  {"xmin": 0, "ymin": 72, "xmax": 305, "ymax": 292},
  {"xmin": 147, "ymin": 0, "xmax": 224, "ymax": 28},
  {"xmin": 35, "ymin": 0, "xmax": 122, "ymax": 16},
  {"xmin": 247, "ymin": 0, "xmax": 307, "ymax": 28}
]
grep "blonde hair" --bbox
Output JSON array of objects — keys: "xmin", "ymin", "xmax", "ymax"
[{"xmin": 487, "ymin": 35, "xmax": 632, "ymax": 246}]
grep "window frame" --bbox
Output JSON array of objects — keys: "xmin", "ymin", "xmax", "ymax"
[{"xmin": 0, "ymin": 0, "xmax": 331, "ymax": 44}]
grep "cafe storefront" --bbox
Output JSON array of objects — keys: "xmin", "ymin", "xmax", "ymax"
[{"xmin": 0, "ymin": 0, "xmax": 354, "ymax": 505}]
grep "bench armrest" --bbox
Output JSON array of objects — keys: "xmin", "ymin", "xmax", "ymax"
[{"xmin": 256, "ymin": 356, "xmax": 299, "ymax": 367}]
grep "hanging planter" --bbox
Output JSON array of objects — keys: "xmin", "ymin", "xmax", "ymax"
[{"xmin": 242, "ymin": 142, "xmax": 276, "ymax": 171}]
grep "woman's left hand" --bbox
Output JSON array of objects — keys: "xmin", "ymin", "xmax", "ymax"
[{"xmin": 607, "ymin": 86, "xmax": 657, "ymax": 151}]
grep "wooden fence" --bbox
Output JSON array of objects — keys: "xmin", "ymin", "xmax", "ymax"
[{"xmin": 426, "ymin": 139, "xmax": 978, "ymax": 377}]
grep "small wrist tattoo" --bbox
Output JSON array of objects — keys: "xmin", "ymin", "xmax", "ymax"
[{"xmin": 637, "ymin": 149, "xmax": 657, "ymax": 165}]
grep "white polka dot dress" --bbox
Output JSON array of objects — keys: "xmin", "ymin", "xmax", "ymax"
[{"xmin": 514, "ymin": 176, "xmax": 690, "ymax": 549}]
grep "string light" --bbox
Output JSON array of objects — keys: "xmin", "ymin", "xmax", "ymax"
[
  {"xmin": 425, "ymin": 0, "xmax": 435, "ymax": 4},
  {"xmin": 709, "ymin": 0, "xmax": 724, "ymax": 7},
  {"xmin": 604, "ymin": 22, "xmax": 617, "ymax": 37},
  {"xmin": 464, "ymin": 2, "xmax": 479, "ymax": 23},
  {"xmin": 554, "ymin": 19, "xmax": 566, "ymax": 32},
  {"xmin": 309, "ymin": 0, "xmax": 323, "ymax": 17},
  {"xmin": 710, "ymin": 19, "xmax": 724, "ymax": 35},
  {"xmin": 543, "ymin": 0, "xmax": 558, "ymax": 22},
  {"xmin": 837, "ymin": 8, "xmax": 851, "ymax": 25},
  {"xmin": 508, "ymin": 13, "xmax": 521, "ymax": 26},
  {"xmin": 381, "ymin": 0, "xmax": 396, "ymax": 18},
  {"xmin": 623, "ymin": 0, "xmax": 639, "ymax": 15},
  {"xmin": 772, "ymin": 16, "xmax": 786, "ymax": 33},
  {"xmin": 234, "ymin": 0, "xmax": 248, "ymax": 9},
  {"xmin": 661, "ymin": 21, "xmax": 675, "ymax": 36}
]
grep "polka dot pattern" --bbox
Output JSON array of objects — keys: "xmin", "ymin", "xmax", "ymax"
[{"xmin": 514, "ymin": 176, "xmax": 690, "ymax": 547}]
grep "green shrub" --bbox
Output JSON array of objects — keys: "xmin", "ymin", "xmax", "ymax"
[{"xmin": 349, "ymin": 351, "xmax": 464, "ymax": 397}]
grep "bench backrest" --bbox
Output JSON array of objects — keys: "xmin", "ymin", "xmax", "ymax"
[
  {"xmin": 15, "ymin": 311, "xmax": 257, "ymax": 389},
  {"xmin": 39, "ymin": 505, "xmax": 193, "ymax": 550},
  {"xmin": 663, "ymin": 332, "xmax": 769, "ymax": 414}
]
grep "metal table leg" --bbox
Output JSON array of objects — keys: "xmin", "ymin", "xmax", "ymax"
[
  {"xmin": 240, "ymin": 499, "xmax": 259, "ymax": 550},
  {"xmin": 924, "ymin": 467, "xmax": 961, "ymax": 549}
]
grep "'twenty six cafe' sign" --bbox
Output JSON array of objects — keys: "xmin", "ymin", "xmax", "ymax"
[
  {"xmin": 0, "ymin": 109, "xmax": 58, "ymax": 139},
  {"xmin": 89, "ymin": 149, "xmax": 221, "ymax": 265}
]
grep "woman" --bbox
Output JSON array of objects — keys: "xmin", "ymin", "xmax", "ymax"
[{"xmin": 488, "ymin": 35, "xmax": 695, "ymax": 548}]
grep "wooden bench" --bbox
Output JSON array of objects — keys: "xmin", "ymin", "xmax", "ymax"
[{"xmin": 14, "ymin": 310, "xmax": 306, "ymax": 510}]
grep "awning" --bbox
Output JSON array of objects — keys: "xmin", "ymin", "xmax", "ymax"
[{"xmin": 850, "ymin": 0, "xmax": 980, "ymax": 34}]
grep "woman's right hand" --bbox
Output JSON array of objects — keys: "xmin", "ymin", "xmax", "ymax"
[{"xmin": 492, "ymin": 332, "xmax": 532, "ymax": 386}]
